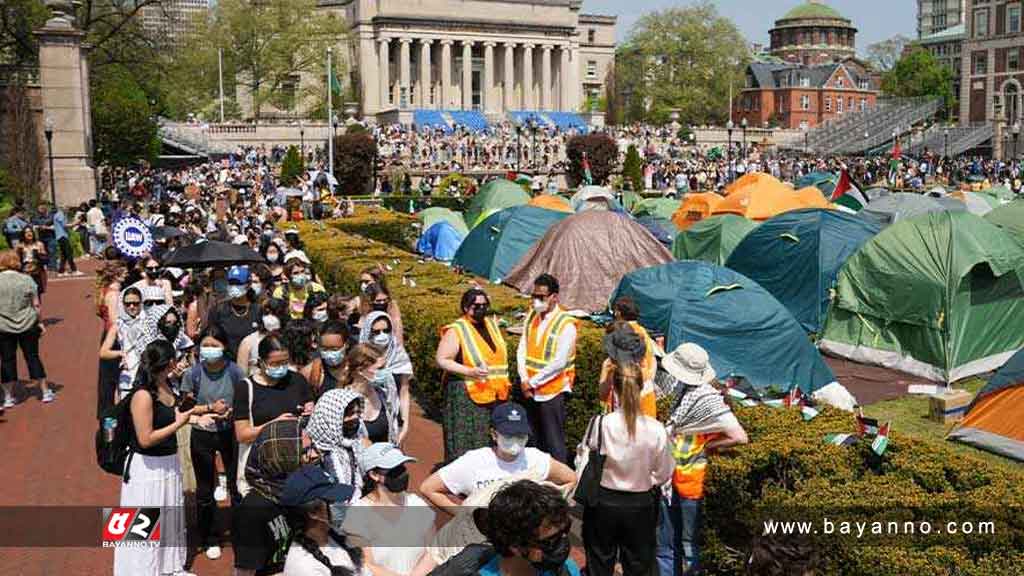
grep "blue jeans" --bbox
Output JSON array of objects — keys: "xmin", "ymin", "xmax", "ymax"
[
  {"xmin": 656, "ymin": 493, "xmax": 703, "ymax": 576},
  {"xmin": 45, "ymin": 237, "xmax": 58, "ymax": 270}
]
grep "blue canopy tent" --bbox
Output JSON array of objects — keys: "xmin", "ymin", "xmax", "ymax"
[
  {"xmin": 416, "ymin": 221, "xmax": 465, "ymax": 262},
  {"xmin": 610, "ymin": 261, "xmax": 836, "ymax": 394}
]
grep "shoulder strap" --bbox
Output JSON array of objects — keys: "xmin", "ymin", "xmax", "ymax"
[{"xmin": 247, "ymin": 377, "xmax": 255, "ymax": 427}]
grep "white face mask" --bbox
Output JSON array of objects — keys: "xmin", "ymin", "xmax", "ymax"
[
  {"xmin": 262, "ymin": 314, "xmax": 281, "ymax": 332},
  {"xmin": 312, "ymin": 309, "xmax": 328, "ymax": 323},
  {"xmin": 532, "ymin": 298, "xmax": 548, "ymax": 314},
  {"xmin": 496, "ymin": 433, "xmax": 528, "ymax": 457}
]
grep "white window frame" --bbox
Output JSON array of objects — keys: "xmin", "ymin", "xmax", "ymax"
[
  {"xmin": 975, "ymin": 8, "xmax": 990, "ymax": 37},
  {"xmin": 801, "ymin": 94, "xmax": 810, "ymax": 110},
  {"xmin": 799, "ymin": 77, "xmax": 810, "ymax": 88},
  {"xmin": 586, "ymin": 60, "xmax": 597, "ymax": 79},
  {"xmin": 837, "ymin": 96, "xmax": 844, "ymax": 113},
  {"xmin": 1010, "ymin": 4, "xmax": 1022, "ymax": 34}
]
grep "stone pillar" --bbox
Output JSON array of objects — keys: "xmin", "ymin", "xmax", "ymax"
[
  {"xmin": 419, "ymin": 39, "xmax": 433, "ymax": 108},
  {"xmin": 34, "ymin": 13, "xmax": 96, "ymax": 206},
  {"xmin": 483, "ymin": 42, "xmax": 495, "ymax": 114},
  {"xmin": 378, "ymin": 38, "xmax": 391, "ymax": 109},
  {"xmin": 567, "ymin": 43, "xmax": 580, "ymax": 112},
  {"xmin": 541, "ymin": 45, "xmax": 553, "ymax": 111},
  {"xmin": 399, "ymin": 38, "xmax": 412, "ymax": 109},
  {"xmin": 559, "ymin": 46, "xmax": 570, "ymax": 112},
  {"xmin": 523, "ymin": 44, "xmax": 534, "ymax": 110},
  {"xmin": 357, "ymin": 31, "xmax": 379, "ymax": 116},
  {"xmin": 441, "ymin": 40, "xmax": 453, "ymax": 109},
  {"xmin": 462, "ymin": 41, "xmax": 473, "ymax": 110},
  {"xmin": 504, "ymin": 42, "xmax": 515, "ymax": 112},
  {"xmin": 994, "ymin": 96, "xmax": 1007, "ymax": 161}
]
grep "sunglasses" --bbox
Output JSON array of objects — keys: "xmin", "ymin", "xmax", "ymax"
[
  {"xmin": 373, "ymin": 299, "xmax": 390, "ymax": 306},
  {"xmin": 469, "ymin": 303, "xmax": 490, "ymax": 310},
  {"xmin": 145, "ymin": 267, "xmax": 160, "ymax": 273},
  {"xmin": 370, "ymin": 329, "xmax": 391, "ymax": 337},
  {"xmin": 124, "ymin": 301, "xmax": 142, "ymax": 308}
]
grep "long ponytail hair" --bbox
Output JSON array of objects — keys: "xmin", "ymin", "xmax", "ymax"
[
  {"xmin": 611, "ymin": 362, "xmax": 643, "ymax": 439},
  {"xmin": 286, "ymin": 501, "xmax": 363, "ymax": 576}
]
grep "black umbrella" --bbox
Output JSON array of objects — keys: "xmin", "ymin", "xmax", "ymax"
[
  {"xmin": 163, "ymin": 240, "xmax": 265, "ymax": 269},
  {"xmin": 149, "ymin": 225, "xmax": 187, "ymax": 241}
]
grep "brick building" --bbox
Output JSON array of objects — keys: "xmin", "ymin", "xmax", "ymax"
[
  {"xmin": 769, "ymin": 0, "xmax": 857, "ymax": 66},
  {"xmin": 960, "ymin": 0, "xmax": 1024, "ymax": 125}
]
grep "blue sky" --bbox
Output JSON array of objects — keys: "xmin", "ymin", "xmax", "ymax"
[{"xmin": 582, "ymin": 0, "xmax": 917, "ymax": 53}]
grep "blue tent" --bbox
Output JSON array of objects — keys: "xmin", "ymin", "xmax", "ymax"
[
  {"xmin": 452, "ymin": 205, "xmax": 570, "ymax": 282},
  {"xmin": 416, "ymin": 221, "xmax": 465, "ymax": 262},
  {"xmin": 610, "ymin": 261, "xmax": 836, "ymax": 394},
  {"xmin": 725, "ymin": 208, "xmax": 881, "ymax": 334}
]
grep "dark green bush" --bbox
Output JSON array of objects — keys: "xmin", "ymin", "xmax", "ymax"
[
  {"xmin": 565, "ymin": 133, "xmax": 617, "ymax": 187},
  {"xmin": 280, "ymin": 145, "xmax": 303, "ymax": 186},
  {"xmin": 333, "ymin": 132, "xmax": 377, "ymax": 195},
  {"xmin": 623, "ymin": 144, "xmax": 643, "ymax": 192}
]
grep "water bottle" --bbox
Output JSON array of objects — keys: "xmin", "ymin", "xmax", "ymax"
[{"xmin": 103, "ymin": 417, "xmax": 118, "ymax": 443}]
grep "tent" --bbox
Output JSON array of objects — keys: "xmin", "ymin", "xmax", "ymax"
[
  {"xmin": 620, "ymin": 189, "xmax": 643, "ymax": 212},
  {"xmin": 948, "ymin": 349, "xmax": 1024, "ymax": 461},
  {"xmin": 527, "ymin": 194, "xmax": 574, "ymax": 213},
  {"xmin": 723, "ymin": 172, "xmax": 794, "ymax": 198},
  {"xmin": 418, "ymin": 207, "xmax": 469, "ymax": 236},
  {"xmin": 610, "ymin": 260, "xmax": 837, "ymax": 394},
  {"xmin": 858, "ymin": 192, "xmax": 965, "ymax": 226},
  {"xmin": 820, "ymin": 211, "xmax": 1024, "ymax": 383},
  {"xmin": 570, "ymin": 185, "xmax": 625, "ymax": 213},
  {"xmin": 984, "ymin": 200, "xmax": 1024, "ymax": 238},
  {"xmin": 670, "ymin": 192, "xmax": 724, "ymax": 230},
  {"xmin": 672, "ymin": 215, "xmax": 758, "ymax": 265},
  {"xmin": 795, "ymin": 171, "xmax": 838, "ymax": 196},
  {"xmin": 950, "ymin": 190, "xmax": 999, "ymax": 216},
  {"xmin": 635, "ymin": 216, "xmax": 678, "ymax": 247},
  {"xmin": 632, "ymin": 197, "xmax": 681, "ymax": 221},
  {"xmin": 977, "ymin": 185, "xmax": 1016, "ymax": 204},
  {"xmin": 451, "ymin": 206, "xmax": 570, "ymax": 282},
  {"xmin": 464, "ymin": 180, "xmax": 531, "ymax": 229},
  {"xmin": 416, "ymin": 221, "xmax": 465, "ymax": 262},
  {"xmin": 713, "ymin": 180, "xmax": 831, "ymax": 221},
  {"xmin": 725, "ymin": 208, "xmax": 881, "ymax": 334},
  {"xmin": 504, "ymin": 211, "xmax": 673, "ymax": 312}
]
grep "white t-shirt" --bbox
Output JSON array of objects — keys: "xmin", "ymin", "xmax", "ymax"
[
  {"xmin": 438, "ymin": 447, "xmax": 552, "ymax": 497},
  {"xmin": 343, "ymin": 493, "xmax": 435, "ymax": 576},
  {"xmin": 283, "ymin": 535, "xmax": 366, "ymax": 576}
]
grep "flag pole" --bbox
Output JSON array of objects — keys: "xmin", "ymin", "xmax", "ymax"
[
  {"xmin": 218, "ymin": 48, "xmax": 225, "ymax": 124},
  {"xmin": 327, "ymin": 46, "xmax": 335, "ymax": 180}
]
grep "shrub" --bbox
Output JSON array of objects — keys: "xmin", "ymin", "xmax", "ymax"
[
  {"xmin": 565, "ymin": 133, "xmax": 618, "ymax": 188},
  {"xmin": 623, "ymin": 144, "xmax": 643, "ymax": 192},
  {"xmin": 333, "ymin": 132, "xmax": 378, "ymax": 196},
  {"xmin": 280, "ymin": 145, "xmax": 303, "ymax": 186},
  {"xmin": 435, "ymin": 173, "xmax": 475, "ymax": 197}
]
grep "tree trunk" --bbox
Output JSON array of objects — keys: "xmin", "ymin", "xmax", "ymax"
[{"xmin": 1, "ymin": 80, "xmax": 43, "ymax": 205}]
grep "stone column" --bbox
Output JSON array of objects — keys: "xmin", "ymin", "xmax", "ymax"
[
  {"xmin": 559, "ymin": 46, "xmax": 570, "ymax": 112},
  {"xmin": 483, "ymin": 42, "xmax": 495, "ymax": 114},
  {"xmin": 357, "ymin": 31, "xmax": 379, "ymax": 116},
  {"xmin": 567, "ymin": 43, "xmax": 580, "ymax": 112},
  {"xmin": 523, "ymin": 43, "xmax": 534, "ymax": 110},
  {"xmin": 504, "ymin": 42, "xmax": 515, "ymax": 112},
  {"xmin": 399, "ymin": 38, "xmax": 412, "ymax": 109},
  {"xmin": 378, "ymin": 38, "xmax": 391, "ymax": 109},
  {"xmin": 440, "ymin": 40, "xmax": 453, "ymax": 109},
  {"xmin": 462, "ymin": 41, "xmax": 473, "ymax": 110},
  {"xmin": 419, "ymin": 39, "xmax": 433, "ymax": 108},
  {"xmin": 541, "ymin": 45, "xmax": 553, "ymax": 111},
  {"xmin": 34, "ymin": 13, "xmax": 96, "ymax": 206}
]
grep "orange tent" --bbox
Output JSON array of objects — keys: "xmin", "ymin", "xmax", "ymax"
[
  {"xmin": 671, "ymin": 192, "xmax": 725, "ymax": 230},
  {"xmin": 723, "ymin": 172, "xmax": 794, "ymax": 198},
  {"xmin": 713, "ymin": 182, "xmax": 830, "ymax": 221},
  {"xmin": 527, "ymin": 194, "xmax": 574, "ymax": 213}
]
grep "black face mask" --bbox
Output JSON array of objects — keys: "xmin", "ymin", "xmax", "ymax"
[
  {"xmin": 383, "ymin": 468, "xmax": 409, "ymax": 493},
  {"xmin": 371, "ymin": 302, "xmax": 389, "ymax": 312},
  {"xmin": 530, "ymin": 533, "xmax": 571, "ymax": 573},
  {"xmin": 469, "ymin": 306, "xmax": 489, "ymax": 322},
  {"xmin": 342, "ymin": 419, "xmax": 360, "ymax": 438},
  {"xmin": 159, "ymin": 322, "xmax": 180, "ymax": 342},
  {"xmin": 144, "ymin": 269, "xmax": 160, "ymax": 280}
]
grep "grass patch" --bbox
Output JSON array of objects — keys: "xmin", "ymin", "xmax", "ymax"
[{"xmin": 862, "ymin": 378, "xmax": 1020, "ymax": 473}]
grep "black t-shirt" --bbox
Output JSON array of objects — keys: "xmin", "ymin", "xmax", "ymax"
[
  {"xmin": 232, "ymin": 492, "xmax": 291, "ymax": 575},
  {"xmin": 208, "ymin": 301, "xmax": 260, "ymax": 359},
  {"xmin": 234, "ymin": 372, "xmax": 313, "ymax": 427},
  {"xmin": 130, "ymin": 389, "xmax": 177, "ymax": 456}
]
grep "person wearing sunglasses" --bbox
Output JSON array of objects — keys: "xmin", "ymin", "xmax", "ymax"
[
  {"xmin": 130, "ymin": 255, "xmax": 173, "ymax": 308},
  {"xmin": 100, "ymin": 287, "xmax": 151, "ymax": 401},
  {"xmin": 435, "ymin": 288, "xmax": 510, "ymax": 462}
]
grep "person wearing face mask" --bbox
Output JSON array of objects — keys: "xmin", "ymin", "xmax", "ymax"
[
  {"xmin": 435, "ymin": 288, "xmax": 510, "ymax": 462},
  {"xmin": 343, "ymin": 443, "xmax": 436, "ymax": 576},
  {"xmin": 238, "ymin": 297, "xmax": 288, "ymax": 378},
  {"xmin": 349, "ymin": 266, "xmax": 404, "ymax": 347},
  {"xmin": 100, "ymin": 287, "xmax": 152, "ymax": 401},
  {"xmin": 274, "ymin": 257, "xmax": 325, "ymax": 320},
  {"xmin": 419, "ymin": 402, "xmax": 575, "ymax": 518},
  {"xmin": 234, "ymin": 336, "xmax": 314, "ymax": 497},
  {"xmin": 207, "ymin": 265, "xmax": 261, "ymax": 360},
  {"xmin": 338, "ymin": 343, "xmax": 402, "ymax": 446},
  {"xmin": 515, "ymin": 274, "xmax": 577, "ymax": 465},
  {"xmin": 307, "ymin": 321, "xmax": 349, "ymax": 398},
  {"xmin": 307, "ymin": 388, "xmax": 370, "ymax": 522},
  {"xmin": 210, "ymin": 267, "xmax": 230, "ymax": 299},
  {"xmin": 262, "ymin": 242, "xmax": 286, "ymax": 282},
  {"xmin": 181, "ymin": 325, "xmax": 241, "ymax": 560},
  {"xmin": 303, "ymin": 291, "xmax": 331, "ymax": 325},
  {"xmin": 130, "ymin": 255, "xmax": 173, "ymax": 307},
  {"xmin": 281, "ymin": 465, "xmax": 364, "ymax": 576}
]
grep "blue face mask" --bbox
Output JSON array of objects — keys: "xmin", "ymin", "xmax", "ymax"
[
  {"xmin": 265, "ymin": 365, "xmax": 289, "ymax": 380},
  {"xmin": 321, "ymin": 349, "xmax": 345, "ymax": 367},
  {"xmin": 213, "ymin": 279, "xmax": 228, "ymax": 294},
  {"xmin": 200, "ymin": 346, "xmax": 224, "ymax": 362},
  {"xmin": 227, "ymin": 284, "xmax": 247, "ymax": 300},
  {"xmin": 251, "ymin": 284, "xmax": 263, "ymax": 297}
]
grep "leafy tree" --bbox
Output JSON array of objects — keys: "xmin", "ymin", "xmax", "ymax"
[
  {"xmin": 565, "ymin": 134, "xmax": 617, "ymax": 188},
  {"xmin": 882, "ymin": 48, "xmax": 955, "ymax": 118},
  {"xmin": 614, "ymin": 1, "xmax": 748, "ymax": 125},
  {"xmin": 332, "ymin": 133, "xmax": 377, "ymax": 195},
  {"xmin": 865, "ymin": 35, "xmax": 911, "ymax": 72},
  {"xmin": 91, "ymin": 65, "xmax": 160, "ymax": 167},
  {"xmin": 0, "ymin": 81, "xmax": 43, "ymax": 205},
  {"xmin": 623, "ymin": 144, "xmax": 643, "ymax": 192},
  {"xmin": 280, "ymin": 146, "xmax": 303, "ymax": 186}
]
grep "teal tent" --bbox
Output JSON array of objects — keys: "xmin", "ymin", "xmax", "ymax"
[
  {"xmin": 452, "ymin": 206, "xmax": 570, "ymax": 282},
  {"xmin": 418, "ymin": 207, "xmax": 468, "ymax": 236},
  {"xmin": 632, "ymin": 198, "xmax": 681, "ymax": 221},
  {"xmin": 672, "ymin": 215, "xmax": 759, "ymax": 265},
  {"xmin": 610, "ymin": 261, "xmax": 837, "ymax": 394},
  {"xmin": 796, "ymin": 171, "xmax": 837, "ymax": 196},
  {"xmin": 726, "ymin": 208, "xmax": 881, "ymax": 334},
  {"xmin": 465, "ymin": 180, "xmax": 531, "ymax": 229}
]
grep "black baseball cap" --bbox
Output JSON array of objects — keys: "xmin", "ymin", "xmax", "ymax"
[
  {"xmin": 280, "ymin": 465, "xmax": 354, "ymax": 506},
  {"xmin": 491, "ymin": 402, "xmax": 531, "ymax": 437}
]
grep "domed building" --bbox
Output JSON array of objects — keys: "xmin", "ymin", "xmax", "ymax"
[{"xmin": 769, "ymin": 0, "xmax": 857, "ymax": 66}]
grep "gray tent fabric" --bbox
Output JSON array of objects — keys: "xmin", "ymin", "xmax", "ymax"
[
  {"xmin": 858, "ymin": 192, "xmax": 965, "ymax": 226},
  {"xmin": 503, "ymin": 211, "xmax": 674, "ymax": 312}
]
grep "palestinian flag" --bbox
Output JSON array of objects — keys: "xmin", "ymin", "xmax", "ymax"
[
  {"xmin": 582, "ymin": 152, "xmax": 593, "ymax": 186},
  {"xmin": 784, "ymin": 386, "xmax": 805, "ymax": 407},
  {"xmin": 856, "ymin": 412, "xmax": 880, "ymax": 437},
  {"xmin": 871, "ymin": 422, "xmax": 891, "ymax": 456},
  {"xmin": 830, "ymin": 170, "xmax": 868, "ymax": 212},
  {"xmin": 824, "ymin": 433, "xmax": 858, "ymax": 447}
]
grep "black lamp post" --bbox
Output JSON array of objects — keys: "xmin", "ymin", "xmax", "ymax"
[
  {"xmin": 726, "ymin": 119, "xmax": 734, "ymax": 181},
  {"xmin": 740, "ymin": 117, "xmax": 748, "ymax": 160},
  {"xmin": 515, "ymin": 125, "xmax": 522, "ymax": 171},
  {"xmin": 943, "ymin": 128, "xmax": 949, "ymax": 161},
  {"xmin": 299, "ymin": 119, "xmax": 305, "ymax": 166},
  {"xmin": 44, "ymin": 116, "xmax": 56, "ymax": 207}
]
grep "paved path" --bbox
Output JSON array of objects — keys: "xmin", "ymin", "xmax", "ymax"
[{"xmin": 0, "ymin": 260, "xmax": 445, "ymax": 576}]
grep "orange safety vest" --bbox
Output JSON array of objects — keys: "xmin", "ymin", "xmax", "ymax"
[
  {"xmin": 629, "ymin": 321, "xmax": 657, "ymax": 383},
  {"xmin": 600, "ymin": 360, "xmax": 658, "ymax": 418},
  {"xmin": 672, "ymin": 432, "xmax": 717, "ymax": 500},
  {"xmin": 524, "ymin": 306, "xmax": 577, "ymax": 397},
  {"xmin": 443, "ymin": 316, "xmax": 510, "ymax": 405}
]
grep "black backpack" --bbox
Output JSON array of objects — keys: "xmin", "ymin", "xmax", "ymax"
[{"xmin": 96, "ymin": 390, "xmax": 138, "ymax": 482}]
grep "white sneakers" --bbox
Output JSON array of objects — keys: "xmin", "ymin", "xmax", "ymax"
[
  {"xmin": 2, "ymin": 397, "xmax": 14, "ymax": 409},
  {"xmin": 214, "ymin": 474, "xmax": 228, "ymax": 502},
  {"xmin": 42, "ymin": 390, "xmax": 55, "ymax": 403},
  {"xmin": 205, "ymin": 545, "xmax": 222, "ymax": 560}
]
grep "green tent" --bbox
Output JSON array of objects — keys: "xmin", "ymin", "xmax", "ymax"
[
  {"xmin": 978, "ymin": 185, "xmax": 1016, "ymax": 203},
  {"xmin": 417, "ymin": 207, "xmax": 468, "ymax": 236},
  {"xmin": 452, "ymin": 205, "xmax": 570, "ymax": 282},
  {"xmin": 464, "ymin": 180, "xmax": 531, "ymax": 229},
  {"xmin": 672, "ymin": 215, "xmax": 758, "ymax": 265},
  {"xmin": 620, "ymin": 190, "xmax": 643, "ymax": 212},
  {"xmin": 820, "ymin": 211, "xmax": 1024, "ymax": 383},
  {"xmin": 984, "ymin": 200, "xmax": 1024, "ymax": 239},
  {"xmin": 632, "ymin": 197, "xmax": 681, "ymax": 221},
  {"xmin": 795, "ymin": 171, "xmax": 837, "ymax": 197}
]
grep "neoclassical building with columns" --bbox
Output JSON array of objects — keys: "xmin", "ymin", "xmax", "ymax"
[{"xmin": 318, "ymin": 0, "xmax": 616, "ymax": 124}]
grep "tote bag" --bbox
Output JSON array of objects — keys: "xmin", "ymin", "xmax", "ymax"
[
  {"xmin": 572, "ymin": 414, "xmax": 605, "ymax": 507},
  {"xmin": 236, "ymin": 378, "xmax": 255, "ymax": 497}
]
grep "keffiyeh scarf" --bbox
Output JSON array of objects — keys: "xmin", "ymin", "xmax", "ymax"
[
  {"xmin": 246, "ymin": 420, "xmax": 303, "ymax": 504},
  {"xmin": 358, "ymin": 311, "xmax": 413, "ymax": 376},
  {"xmin": 306, "ymin": 388, "xmax": 367, "ymax": 496}
]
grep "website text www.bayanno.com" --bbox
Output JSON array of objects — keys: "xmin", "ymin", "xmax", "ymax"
[{"xmin": 763, "ymin": 518, "xmax": 997, "ymax": 539}]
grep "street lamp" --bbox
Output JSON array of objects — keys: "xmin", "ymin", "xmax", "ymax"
[
  {"xmin": 330, "ymin": 113, "xmax": 339, "ymax": 177},
  {"xmin": 299, "ymin": 119, "xmax": 305, "ymax": 166},
  {"xmin": 528, "ymin": 118, "xmax": 538, "ymax": 170},
  {"xmin": 726, "ymin": 119, "xmax": 734, "ymax": 181},
  {"xmin": 515, "ymin": 125, "xmax": 522, "ymax": 172},
  {"xmin": 44, "ymin": 116, "xmax": 56, "ymax": 207},
  {"xmin": 943, "ymin": 127, "xmax": 950, "ymax": 161},
  {"xmin": 740, "ymin": 117, "xmax": 748, "ymax": 160}
]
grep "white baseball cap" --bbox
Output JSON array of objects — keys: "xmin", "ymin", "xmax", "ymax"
[{"xmin": 662, "ymin": 342, "xmax": 716, "ymax": 386}]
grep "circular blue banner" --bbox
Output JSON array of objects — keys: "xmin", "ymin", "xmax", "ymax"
[{"xmin": 112, "ymin": 217, "xmax": 153, "ymax": 259}]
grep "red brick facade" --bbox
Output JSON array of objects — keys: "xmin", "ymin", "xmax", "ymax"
[
  {"xmin": 734, "ymin": 64, "xmax": 878, "ymax": 129},
  {"xmin": 962, "ymin": 0, "xmax": 1024, "ymax": 125}
]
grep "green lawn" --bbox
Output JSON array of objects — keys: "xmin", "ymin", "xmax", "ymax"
[{"xmin": 862, "ymin": 378, "xmax": 1021, "ymax": 473}]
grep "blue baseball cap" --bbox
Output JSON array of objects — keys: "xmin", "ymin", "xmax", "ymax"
[
  {"xmin": 491, "ymin": 402, "xmax": 531, "ymax": 437},
  {"xmin": 227, "ymin": 265, "xmax": 250, "ymax": 285},
  {"xmin": 280, "ymin": 465, "xmax": 355, "ymax": 507}
]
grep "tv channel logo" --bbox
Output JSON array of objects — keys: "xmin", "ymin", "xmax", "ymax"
[{"xmin": 102, "ymin": 507, "xmax": 161, "ymax": 548}]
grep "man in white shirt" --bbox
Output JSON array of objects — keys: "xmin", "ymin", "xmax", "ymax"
[{"xmin": 85, "ymin": 200, "xmax": 107, "ymax": 256}]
